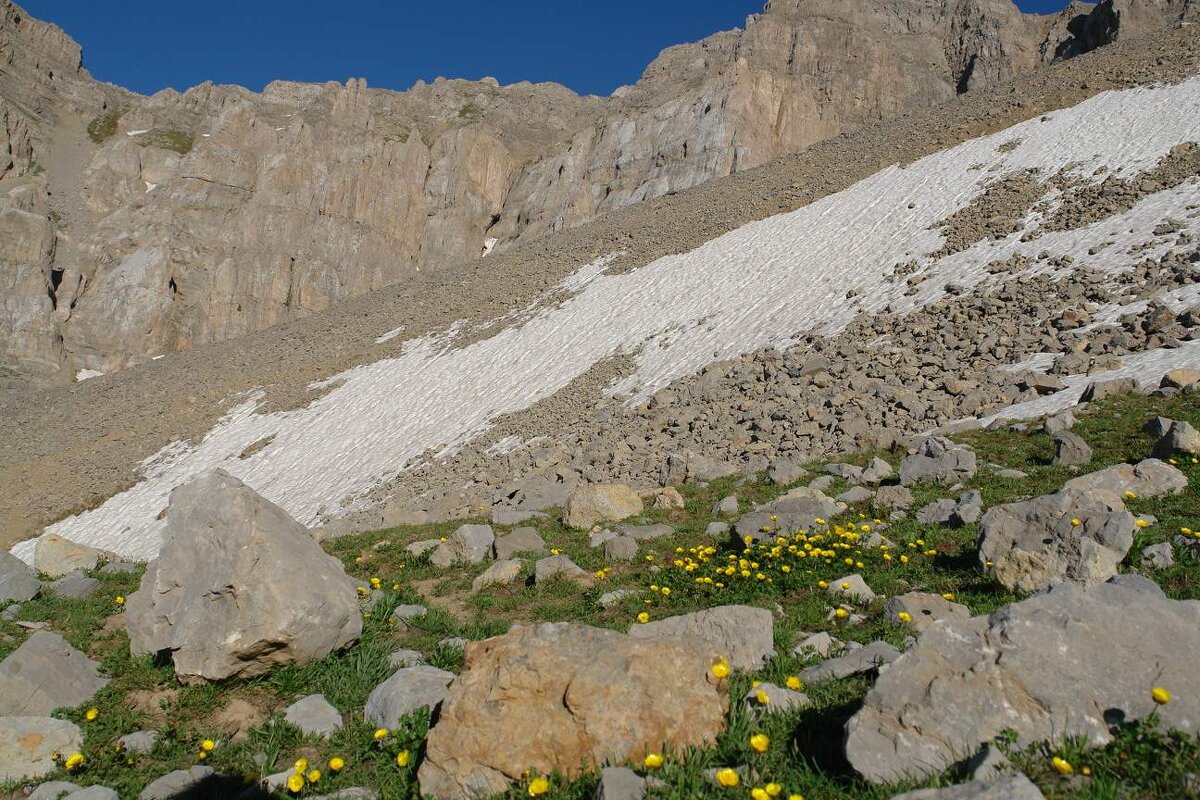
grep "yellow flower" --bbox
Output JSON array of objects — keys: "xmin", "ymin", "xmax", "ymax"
[
  {"xmin": 637, "ymin": 612, "xmax": 650, "ymax": 624},
  {"xmin": 765, "ymin": 784, "xmax": 782, "ymax": 797},
  {"xmin": 528, "ymin": 776, "xmax": 550, "ymax": 796},
  {"xmin": 899, "ymin": 555, "xmax": 909, "ymax": 564},
  {"xmin": 1135, "ymin": 519, "xmax": 1149, "ymax": 528},
  {"xmin": 715, "ymin": 767, "xmax": 740, "ymax": 787},
  {"xmin": 1152, "ymin": 687, "xmax": 1172, "ymax": 705},
  {"xmin": 817, "ymin": 580, "xmax": 828, "ymax": 589},
  {"xmin": 941, "ymin": 593, "xmax": 955, "ymax": 601},
  {"xmin": 1071, "ymin": 518, "xmax": 1082, "ymax": 527},
  {"xmin": 755, "ymin": 689, "xmax": 770, "ymax": 705},
  {"xmin": 550, "ymin": 548, "xmax": 561, "ymax": 555},
  {"xmin": 749, "ymin": 733, "xmax": 770, "ymax": 753},
  {"xmin": 396, "ymin": 750, "xmax": 410, "ymax": 767},
  {"xmin": 85, "ymin": 707, "xmax": 99, "ymax": 721},
  {"xmin": 834, "ymin": 608, "xmax": 848, "ymax": 619},
  {"xmin": 1081, "ymin": 765, "xmax": 1092, "ymax": 776},
  {"xmin": 751, "ymin": 789, "xmax": 770, "ymax": 800},
  {"xmin": 711, "ymin": 659, "xmax": 731, "ymax": 680},
  {"xmin": 369, "ymin": 577, "xmax": 381, "ymax": 589},
  {"xmin": 114, "ymin": 595, "xmax": 125, "ymax": 606},
  {"xmin": 200, "ymin": 739, "xmax": 215, "ymax": 752},
  {"xmin": 1052, "ymin": 756, "xmax": 1073, "ymax": 775},
  {"xmin": 643, "ymin": 753, "xmax": 664, "ymax": 769},
  {"xmin": 788, "ymin": 795, "xmax": 805, "ymax": 800},
  {"xmin": 785, "ymin": 675, "xmax": 802, "ymax": 691},
  {"xmin": 373, "ymin": 728, "xmax": 390, "ymax": 740},
  {"xmin": 286, "ymin": 773, "xmax": 305, "ymax": 793},
  {"xmin": 306, "ymin": 770, "xmax": 321, "ymax": 784},
  {"xmin": 356, "ymin": 586, "xmax": 368, "ymax": 596},
  {"xmin": 1124, "ymin": 490, "xmax": 1137, "ymax": 499},
  {"xmin": 294, "ymin": 758, "xmax": 308, "ymax": 773},
  {"xmin": 328, "ymin": 757, "xmax": 345, "ymax": 772},
  {"xmin": 897, "ymin": 611, "xmax": 912, "ymax": 624},
  {"xmin": 660, "ymin": 587, "xmax": 671, "ymax": 597},
  {"xmin": 64, "ymin": 753, "xmax": 85, "ymax": 771}
]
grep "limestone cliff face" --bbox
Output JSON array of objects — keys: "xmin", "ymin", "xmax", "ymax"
[{"xmin": 0, "ymin": 0, "xmax": 1190, "ymax": 380}]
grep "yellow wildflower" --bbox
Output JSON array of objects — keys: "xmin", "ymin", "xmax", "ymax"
[
  {"xmin": 397, "ymin": 750, "xmax": 410, "ymax": 767},
  {"xmin": 897, "ymin": 611, "xmax": 912, "ymax": 624},
  {"xmin": 941, "ymin": 592, "xmax": 955, "ymax": 601},
  {"xmin": 306, "ymin": 770, "xmax": 321, "ymax": 784},
  {"xmin": 286, "ymin": 773, "xmax": 305, "ymax": 793},
  {"xmin": 373, "ymin": 728, "xmax": 390, "ymax": 740},
  {"xmin": 711, "ymin": 660, "xmax": 731, "ymax": 680},
  {"xmin": 1071, "ymin": 518, "xmax": 1082, "ymax": 527},
  {"xmin": 1052, "ymin": 756, "xmax": 1073, "ymax": 775},
  {"xmin": 834, "ymin": 608, "xmax": 848, "ymax": 619},
  {"xmin": 328, "ymin": 757, "xmax": 345, "ymax": 772},
  {"xmin": 200, "ymin": 739, "xmax": 215, "ymax": 752},
  {"xmin": 64, "ymin": 753, "xmax": 84, "ymax": 771},
  {"xmin": 644, "ymin": 753, "xmax": 664, "ymax": 769},
  {"xmin": 637, "ymin": 612, "xmax": 650, "ymax": 624},
  {"xmin": 749, "ymin": 733, "xmax": 770, "ymax": 753},
  {"xmin": 369, "ymin": 577, "xmax": 381, "ymax": 589},
  {"xmin": 751, "ymin": 789, "xmax": 770, "ymax": 800},
  {"xmin": 84, "ymin": 707, "xmax": 99, "ymax": 721},
  {"xmin": 755, "ymin": 689, "xmax": 770, "ymax": 705},
  {"xmin": 528, "ymin": 776, "xmax": 550, "ymax": 796},
  {"xmin": 1152, "ymin": 687, "xmax": 1172, "ymax": 705},
  {"xmin": 294, "ymin": 758, "xmax": 308, "ymax": 773},
  {"xmin": 765, "ymin": 784, "xmax": 783, "ymax": 797},
  {"xmin": 785, "ymin": 675, "xmax": 802, "ymax": 691},
  {"xmin": 715, "ymin": 767, "xmax": 740, "ymax": 787},
  {"xmin": 114, "ymin": 595, "xmax": 125, "ymax": 606}
]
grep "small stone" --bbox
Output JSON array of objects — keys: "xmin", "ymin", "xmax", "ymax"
[
  {"xmin": 741, "ymin": 681, "xmax": 810, "ymax": 713},
  {"xmin": 1043, "ymin": 411, "xmax": 1076, "ymax": 435},
  {"xmin": 117, "ymin": 730, "xmax": 159, "ymax": 754},
  {"xmin": 799, "ymin": 641, "xmax": 900, "ymax": 683},
  {"xmin": 652, "ymin": 487, "xmax": 685, "ymax": 510},
  {"xmin": 618, "ymin": 523, "xmax": 673, "ymax": 540},
  {"xmin": 492, "ymin": 528, "xmax": 547, "ymax": 560},
  {"xmin": 629, "ymin": 605, "xmax": 774, "ymax": 671},
  {"xmin": 712, "ymin": 495, "xmax": 739, "ymax": 516},
  {"xmin": 886, "ymin": 774, "xmax": 1044, "ymax": 799},
  {"xmin": 827, "ymin": 573, "xmax": 876, "ymax": 604},
  {"xmin": 389, "ymin": 604, "xmax": 428, "ymax": 630},
  {"xmin": 791, "ymin": 631, "xmax": 839, "ymax": 658},
  {"xmin": 1080, "ymin": 377, "xmax": 1136, "ymax": 402},
  {"xmin": 861, "ymin": 457, "xmax": 894, "ymax": 484},
  {"xmin": 438, "ymin": 637, "xmax": 468, "ymax": 649},
  {"xmin": 27, "ymin": 782, "xmax": 83, "ymax": 800},
  {"xmin": 883, "ymin": 592, "xmax": 971, "ymax": 632},
  {"xmin": 139, "ymin": 767, "xmax": 215, "ymax": 800},
  {"xmin": 98, "ymin": 561, "xmax": 140, "ymax": 575},
  {"xmin": 1141, "ymin": 542, "xmax": 1175, "ymax": 570},
  {"xmin": 283, "ymin": 693, "xmax": 343, "ymax": 738},
  {"xmin": 429, "ymin": 524, "xmax": 495, "ymax": 567},
  {"xmin": 1153, "ymin": 420, "xmax": 1200, "ymax": 457},
  {"xmin": 406, "ymin": 539, "xmax": 441, "ymax": 557},
  {"xmin": 534, "ymin": 555, "xmax": 595, "ymax": 588},
  {"xmin": 875, "ymin": 485, "xmax": 914, "ymax": 511},
  {"xmin": 595, "ymin": 766, "xmax": 646, "ymax": 800},
  {"xmin": 1052, "ymin": 432, "xmax": 1093, "ymax": 467},
  {"xmin": 65, "ymin": 786, "xmax": 119, "ymax": 800},
  {"xmin": 1161, "ymin": 368, "xmax": 1200, "ymax": 389},
  {"xmin": 768, "ymin": 460, "xmax": 808, "ymax": 485},
  {"xmin": 49, "ymin": 570, "xmax": 99, "ymax": 599},
  {"xmin": 838, "ymin": 486, "xmax": 875, "ymax": 504},
  {"xmin": 604, "ymin": 536, "xmax": 639, "ymax": 561},
  {"xmin": 966, "ymin": 743, "xmax": 1012, "ymax": 781},
  {"xmin": 0, "ymin": 550, "xmax": 39, "ymax": 603},
  {"xmin": 388, "ymin": 649, "xmax": 426, "ymax": 668},
  {"xmin": 364, "ymin": 666, "xmax": 455, "ymax": 728},
  {"xmin": 705, "ymin": 521, "xmax": 731, "ymax": 536},
  {"xmin": 471, "ymin": 560, "xmax": 523, "ymax": 593}
]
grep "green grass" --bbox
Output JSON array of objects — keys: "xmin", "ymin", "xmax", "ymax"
[
  {"xmin": 2, "ymin": 391, "xmax": 1196, "ymax": 798},
  {"xmin": 138, "ymin": 128, "xmax": 195, "ymax": 155},
  {"xmin": 457, "ymin": 103, "xmax": 483, "ymax": 121},
  {"xmin": 87, "ymin": 109, "xmax": 122, "ymax": 144}
]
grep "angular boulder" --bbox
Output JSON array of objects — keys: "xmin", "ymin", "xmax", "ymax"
[
  {"xmin": 33, "ymin": 535, "xmax": 115, "ymax": 579},
  {"xmin": 563, "ymin": 484, "xmax": 644, "ymax": 529},
  {"xmin": 429, "ymin": 524, "xmax": 495, "ymax": 568},
  {"xmin": 845, "ymin": 580, "xmax": 1200, "ymax": 783},
  {"xmin": 735, "ymin": 486, "xmax": 845, "ymax": 542},
  {"xmin": 364, "ymin": 666, "xmax": 455, "ymax": 728},
  {"xmin": 418, "ymin": 622, "xmax": 727, "ymax": 799},
  {"xmin": 0, "ymin": 631, "xmax": 109, "ymax": 715},
  {"xmin": 0, "ymin": 717, "xmax": 83, "ymax": 782},
  {"xmin": 628, "ymin": 605, "xmax": 773, "ymax": 671},
  {"xmin": 1153, "ymin": 420, "xmax": 1200, "ymax": 457},
  {"xmin": 883, "ymin": 592, "xmax": 971, "ymax": 632},
  {"xmin": 125, "ymin": 470, "xmax": 361, "ymax": 682},
  {"xmin": 283, "ymin": 694, "xmax": 343, "ymax": 738},
  {"xmin": 0, "ymin": 550, "xmax": 39, "ymax": 603},
  {"xmin": 899, "ymin": 437, "xmax": 976, "ymax": 486},
  {"xmin": 492, "ymin": 527, "xmax": 546, "ymax": 560},
  {"xmin": 977, "ymin": 488, "xmax": 1135, "ymax": 592},
  {"xmin": 887, "ymin": 774, "xmax": 1044, "ymax": 800}
]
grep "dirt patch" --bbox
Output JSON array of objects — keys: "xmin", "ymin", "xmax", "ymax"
[
  {"xmin": 128, "ymin": 687, "xmax": 182, "ymax": 724},
  {"xmin": 205, "ymin": 693, "xmax": 279, "ymax": 742},
  {"xmin": 411, "ymin": 577, "xmax": 472, "ymax": 622}
]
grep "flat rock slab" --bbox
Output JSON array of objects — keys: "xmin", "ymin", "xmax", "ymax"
[
  {"xmin": 27, "ymin": 782, "xmax": 82, "ymax": 800},
  {"xmin": 418, "ymin": 622, "xmax": 726, "ymax": 800},
  {"xmin": 48, "ymin": 571, "xmax": 98, "ymax": 599},
  {"xmin": 493, "ymin": 527, "xmax": 546, "ymax": 560},
  {"xmin": 628, "ymin": 605, "xmax": 773, "ymax": 671},
  {"xmin": 471, "ymin": 560, "xmax": 522, "ymax": 593},
  {"xmin": 0, "ymin": 631, "xmax": 109, "ymax": 715},
  {"xmin": 283, "ymin": 693, "xmax": 343, "ymax": 738},
  {"xmin": 618, "ymin": 523, "xmax": 673, "ymax": 541},
  {"xmin": 61, "ymin": 787, "xmax": 118, "ymax": 800},
  {"xmin": 596, "ymin": 766, "xmax": 646, "ymax": 800},
  {"xmin": 534, "ymin": 555, "xmax": 595, "ymax": 588},
  {"xmin": 899, "ymin": 437, "xmax": 977, "ymax": 486},
  {"xmin": 845, "ymin": 579, "xmax": 1200, "ymax": 784},
  {"xmin": 364, "ymin": 666, "xmax": 455, "ymax": 729},
  {"xmin": 883, "ymin": 592, "xmax": 971, "ymax": 632},
  {"xmin": 430, "ymin": 524, "xmax": 495, "ymax": 567},
  {"xmin": 735, "ymin": 487, "xmax": 846, "ymax": 543},
  {"xmin": 800, "ymin": 641, "xmax": 900, "ymax": 683},
  {"xmin": 0, "ymin": 717, "xmax": 83, "ymax": 782},
  {"xmin": 741, "ymin": 682, "xmax": 810, "ymax": 713},
  {"xmin": 888, "ymin": 774, "xmax": 1045, "ymax": 800},
  {"xmin": 1062, "ymin": 458, "xmax": 1186, "ymax": 498},
  {"xmin": 563, "ymin": 484, "xmax": 643, "ymax": 529},
  {"xmin": 117, "ymin": 730, "xmax": 159, "ymax": 754}
]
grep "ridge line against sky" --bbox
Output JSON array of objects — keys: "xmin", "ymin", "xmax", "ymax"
[{"xmin": 22, "ymin": 0, "xmax": 1073, "ymax": 98}]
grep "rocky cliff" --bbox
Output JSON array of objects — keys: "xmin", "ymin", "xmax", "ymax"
[{"xmin": 0, "ymin": 0, "xmax": 1191, "ymax": 381}]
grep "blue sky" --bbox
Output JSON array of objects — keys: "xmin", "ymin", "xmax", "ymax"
[{"xmin": 22, "ymin": 0, "xmax": 1072, "ymax": 98}]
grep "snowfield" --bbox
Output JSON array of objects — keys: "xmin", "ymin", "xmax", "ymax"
[{"xmin": 13, "ymin": 77, "xmax": 1200, "ymax": 562}]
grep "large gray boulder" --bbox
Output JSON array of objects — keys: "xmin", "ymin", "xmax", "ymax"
[
  {"xmin": 845, "ymin": 580, "xmax": 1199, "ymax": 783},
  {"xmin": 364, "ymin": 666, "xmax": 456, "ymax": 728},
  {"xmin": 283, "ymin": 694, "xmax": 343, "ymax": 738},
  {"xmin": 1153, "ymin": 420, "xmax": 1200, "ymax": 457},
  {"xmin": 563, "ymin": 484, "xmax": 644, "ymax": 529},
  {"xmin": 429, "ymin": 524, "xmax": 495, "ymax": 568},
  {"xmin": 32, "ymin": 535, "xmax": 115, "ymax": 579},
  {"xmin": 125, "ymin": 470, "xmax": 361, "ymax": 683},
  {"xmin": 0, "ymin": 550, "xmax": 39, "ymax": 603},
  {"xmin": 899, "ymin": 437, "xmax": 976, "ymax": 486},
  {"xmin": 1062, "ymin": 458, "xmax": 1186, "ymax": 498},
  {"xmin": 977, "ymin": 488, "xmax": 1135, "ymax": 592},
  {"xmin": 138, "ymin": 766, "xmax": 215, "ymax": 800},
  {"xmin": 628, "ymin": 605, "xmax": 773, "ymax": 671},
  {"xmin": 0, "ymin": 631, "xmax": 109, "ymax": 715},
  {"xmin": 735, "ymin": 486, "xmax": 845, "ymax": 543},
  {"xmin": 0, "ymin": 717, "xmax": 83, "ymax": 781}
]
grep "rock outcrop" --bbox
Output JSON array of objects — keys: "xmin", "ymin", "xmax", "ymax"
[
  {"xmin": 0, "ymin": 631, "xmax": 109, "ymax": 715},
  {"xmin": 2, "ymin": 0, "xmax": 1191, "ymax": 380},
  {"xmin": 845, "ymin": 579, "xmax": 1200, "ymax": 783},
  {"xmin": 125, "ymin": 470, "xmax": 361, "ymax": 682},
  {"xmin": 418, "ymin": 622, "xmax": 727, "ymax": 799}
]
